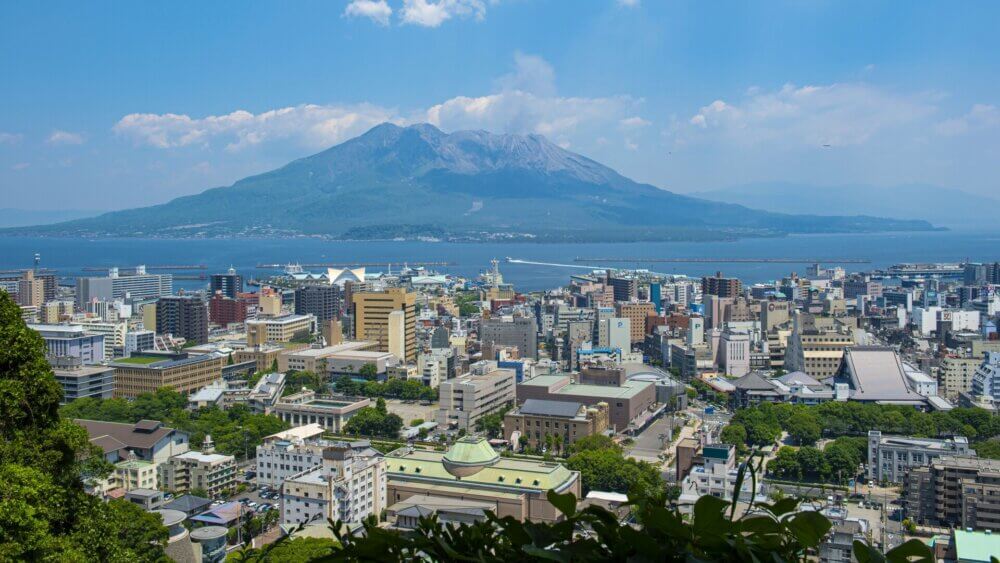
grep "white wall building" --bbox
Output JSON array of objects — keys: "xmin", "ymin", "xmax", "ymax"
[{"xmin": 280, "ymin": 440, "xmax": 387, "ymax": 526}]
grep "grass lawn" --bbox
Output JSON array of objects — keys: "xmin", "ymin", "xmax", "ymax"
[{"xmin": 114, "ymin": 356, "xmax": 164, "ymax": 365}]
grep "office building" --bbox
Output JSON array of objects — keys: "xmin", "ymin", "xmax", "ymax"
[
  {"xmin": 209, "ymin": 268, "xmax": 243, "ymax": 299},
  {"xmin": 605, "ymin": 272, "xmax": 637, "ymax": 302},
  {"xmin": 51, "ymin": 358, "xmax": 114, "ymax": 403},
  {"xmin": 294, "ymin": 284, "xmax": 341, "ymax": 322},
  {"xmin": 353, "ymin": 288, "xmax": 416, "ymax": 362},
  {"xmin": 481, "ymin": 316, "xmax": 538, "ymax": 360},
  {"xmin": 255, "ymin": 424, "xmax": 327, "ymax": 487},
  {"xmin": 156, "ymin": 296, "xmax": 209, "ymax": 345},
  {"xmin": 384, "ymin": 436, "xmax": 581, "ymax": 523},
  {"xmin": 867, "ymin": 430, "xmax": 973, "ymax": 483},
  {"xmin": 257, "ymin": 286, "xmax": 283, "ymax": 317},
  {"xmin": 76, "ymin": 266, "xmax": 172, "ymax": 308},
  {"xmin": 124, "ymin": 329, "xmax": 155, "ymax": 357},
  {"xmin": 76, "ymin": 318, "xmax": 127, "ymax": 358},
  {"xmin": 702, "ymin": 271, "xmax": 742, "ymax": 298},
  {"xmin": 39, "ymin": 300, "xmax": 74, "ymax": 324},
  {"xmin": 280, "ymin": 441, "xmax": 387, "ymax": 526},
  {"xmin": 516, "ymin": 374, "xmax": 656, "ymax": 431},
  {"xmin": 503, "ymin": 399, "xmax": 609, "ymax": 451},
  {"xmin": 111, "ymin": 353, "xmax": 224, "ymax": 398},
  {"xmin": 615, "ymin": 302, "xmax": 656, "ymax": 344},
  {"xmin": 29, "ymin": 323, "xmax": 106, "ymax": 364},
  {"xmin": 277, "ymin": 341, "xmax": 375, "ymax": 374},
  {"xmin": 273, "ymin": 391, "xmax": 371, "ymax": 432},
  {"xmin": 784, "ymin": 326, "xmax": 856, "ymax": 380},
  {"xmin": 436, "ymin": 365, "xmax": 517, "ymax": 430},
  {"xmin": 904, "ymin": 455, "xmax": 1000, "ymax": 531},
  {"xmin": 158, "ymin": 439, "xmax": 237, "ymax": 497},
  {"xmin": 720, "ymin": 329, "xmax": 751, "ymax": 378},
  {"xmin": 246, "ymin": 314, "xmax": 316, "ymax": 346}
]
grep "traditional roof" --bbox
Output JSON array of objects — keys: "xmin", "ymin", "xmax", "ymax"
[
  {"xmin": 836, "ymin": 346, "xmax": 927, "ymax": 403},
  {"xmin": 732, "ymin": 371, "xmax": 777, "ymax": 391},
  {"xmin": 163, "ymin": 494, "xmax": 212, "ymax": 515},
  {"xmin": 76, "ymin": 419, "xmax": 179, "ymax": 452}
]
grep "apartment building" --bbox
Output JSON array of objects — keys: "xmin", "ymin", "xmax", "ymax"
[
  {"xmin": 867, "ymin": 431, "xmax": 973, "ymax": 483},
  {"xmin": 480, "ymin": 315, "xmax": 539, "ymax": 360},
  {"xmin": 158, "ymin": 440, "xmax": 237, "ymax": 497},
  {"xmin": 156, "ymin": 295, "xmax": 209, "ymax": 345},
  {"xmin": 614, "ymin": 302, "xmax": 656, "ymax": 345},
  {"xmin": 280, "ymin": 441, "xmax": 387, "ymax": 526},
  {"xmin": 111, "ymin": 353, "xmax": 224, "ymax": 398},
  {"xmin": 939, "ymin": 355, "xmax": 982, "ymax": 399},
  {"xmin": 76, "ymin": 266, "xmax": 172, "ymax": 308},
  {"xmin": 436, "ymin": 365, "xmax": 517, "ymax": 430},
  {"xmin": 904, "ymin": 456, "xmax": 1000, "ymax": 531}
]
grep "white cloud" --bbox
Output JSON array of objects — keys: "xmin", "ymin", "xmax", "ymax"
[
  {"xmin": 620, "ymin": 116, "xmax": 651, "ymax": 128},
  {"xmin": 617, "ymin": 0, "xmax": 640, "ymax": 7},
  {"xmin": 400, "ymin": 0, "xmax": 485, "ymax": 27},
  {"xmin": 344, "ymin": 0, "xmax": 393, "ymax": 25},
  {"xmin": 11, "ymin": 162, "xmax": 30, "ymax": 171},
  {"xmin": 935, "ymin": 104, "xmax": 1000, "ymax": 136},
  {"xmin": 47, "ymin": 130, "xmax": 85, "ymax": 145},
  {"xmin": 114, "ymin": 104, "xmax": 399, "ymax": 150},
  {"xmin": 0, "ymin": 132, "xmax": 21, "ymax": 145},
  {"xmin": 683, "ymin": 83, "xmax": 937, "ymax": 147},
  {"xmin": 116, "ymin": 54, "xmax": 638, "ymax": 153}
]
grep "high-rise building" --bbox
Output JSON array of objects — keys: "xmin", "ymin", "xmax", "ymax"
[
  {"xmin": 353, "ymin": 288, "xmax": 416, "ymax": 362},
  {"xmin": 209, "ymin": 268, "xmax": 243, "ymax": 299},
  {"xmin": 702, "ymin": 271, "xmax": 743, "ymax": 298},
  {"xmin": 436, "ymin": 366, "xmax": 516, "ymax": 430},
  {"xmin": 16, "ymin": 270, "xmax": 45, "ymax": 307},
  {"xmin": 156, "ymin": 296, "xmax": 209, "ymax": 345},
  {"xmin": 294, "ymin": 285, "xmax": 341, "ymax": 321},
  {"xmin": 29, "ymin": 323, "xmax": 106, "ymax": 364},
  {"xmin": 481, "ymin": 316, "xmax": 538, "ymax": 360},
  {"xmin": 246, "ymin": 314, "xmax": 316, "ymax": 346},
  {"xmin": 904, "ymin": 456, "xmax": 1000, "ymax": 531},
  {"xmin": 605, "ymin": 272, "xmax": 637, "ymax": 302},
  {"xmin": 615, "ymin": 302, "xmax": 656, "ymax": 344},
  {"xmin": 76, "ymin": 266, "xmax": 172, "ymax": 308},
  {"xmin": 208, "ymin": 292, "xmax": 246, "ymax": 326}
]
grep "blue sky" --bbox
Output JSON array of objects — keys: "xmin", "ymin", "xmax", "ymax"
[{"xmin": 1, "ymin": 0, "xmax": 998, "ymax": 210}]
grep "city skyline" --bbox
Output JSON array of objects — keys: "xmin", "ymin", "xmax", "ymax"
[{"xmin": 1, "ymin": 1, "xmax": 999, "ymax": 211}]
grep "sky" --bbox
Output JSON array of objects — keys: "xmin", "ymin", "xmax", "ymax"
[{"xmin": 1, "ymin": 0, "xmax": 999, "ymax": 211}]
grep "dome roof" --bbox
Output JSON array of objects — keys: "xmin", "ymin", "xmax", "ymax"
[{"xmin": 442, "ymin": 436, "xmax": 500, "ymax": 478}]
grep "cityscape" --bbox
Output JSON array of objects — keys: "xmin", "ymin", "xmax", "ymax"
[
  {"xmin": 5, "ymin": 255, "xmax": 1000, "ymax": 560},
  {"xmin": 3, "ymin": 2, "xmax": 1000, "ymax": 562}
]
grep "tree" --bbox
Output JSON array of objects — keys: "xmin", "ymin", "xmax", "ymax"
[
  {"xmin": 568, "ymin": 434, "xmax": 620, "ymax": 454},
  {"xmin": 719, "ymin": 423, "xmax": 748, "ymax": 449},
  {"xmin": 190, "ymin": 487, "xmax": 210, "ymax": 499},
  {"xmin": 359, "ymin": 363, "xmax": 378, "ymax": 379},
  {"xmin": 0, "ymin": 291, "xmax": 169, "ymax": 560},
  {"xmin": 565, "ymin": 449, "xmax": 662, "ymax": 496},
  {"xmin": 768, "ymin": 447, "xmax": 802, "ymax": 480},
  {"xmin": 343, "ymin": 407, "xmax": 403, "ymax": 439},
  {"xmin": 474, "ymin": 407, "xmax": 508, "ymax": 439},
  {"xmin": 787, "ymin": 411, "xmax": 821, "ymax": 446}
]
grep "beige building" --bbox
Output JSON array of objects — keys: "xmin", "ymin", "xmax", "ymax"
[
  {"xmin": 16, "ymin": 270, "xmax": 45, "ymax": 307},
  {"xmin": 938, "ymin": 355, "xmax": 982, "ymax": 399},
  {"xmin": 504, "ymin": 399, "xmax": 609, "ymax": 452},
  {"xmin": 233, "ymin": 345, "xmax": 284, "ymax": 373},
  {"xmin": 158, "ymin": 440, "xmax": 237, "ymax": 497},
  {"xmin": 142, "ymin": 303, "xmax": 156, "ymax": 332},
  {"xmin": 353, "ymin": 288, "xmax": 416, "ymax": 362},
  {"xmin": 246, "ymin": 314, "xmax": 316, "ymax": 346},
  {"xmin": 385, "ymin": 437, "xmax": 581, "ymax": 523},
  {"xmin": 615, "ymin": 302, "xmax": 657, "ymax": 344},
  {"xmin": 273, "ymin": 390, "xmax": 372, "ymax": 432},
  {"xmin": 112, "ymin": 354, "xmax": 224, "ymax": 398},
  {"xmin": 436, "ymin": 365, "xmax": 516, "ymax": 430},
  {"xmin": 40, "ymin": 300, "xmax": 74, "ymax": 324},
  {"xmin": 904, "ymin": 455, "xmax": 1000, "ymax": 531},
  {"xmin": 785, "ymin": 327, "xmax": 856, "ymax": 379},
  {"xmin": 277, "ymin": 341, "xmax": 376, "ymax": 373},
  {"xmin": 258, "ymin": 287, "xmax": 283, "ymax": 317}
]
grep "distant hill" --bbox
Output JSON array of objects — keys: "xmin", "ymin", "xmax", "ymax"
[
  {"xmin": 697, "ymin": 182, "xmax": 996, "ymax": 230},
  {"xmin": 0, "ymin": 208, "xmax": 100, "ymax": 228},
  {"xmin": 11, "ymin": 124, "xmax": 936, "ymax": 242}
]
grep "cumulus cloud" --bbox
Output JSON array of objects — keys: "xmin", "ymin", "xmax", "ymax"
[
  {"xmin": 47, "ymin": 130, "xmax": 85, "ymax": 145},
  {"xmin": 114, "ymin": 104, "xmax": 399, "ymax": 151},
  {"xmin": 400, "ymin": 0, "xmax": 486, "ymax": 27},
  {"xmin": 620, "ymin": 116, "xmax": 651, "ymax": 128},
  {"xmin": 935, "ymin": 104, "xmax": 1000, "ymax": 136},
  {"xmin": 0, "ymin": 132, "xmax": 22, "ymax": 145},
  {"xmin": 343, "ymin": 0, "xmax": 393, "ymax": 25},
  {"xmin": 682, "ymin": 83, "xmax": 937, "ymax": 147},
  {"xmin": 114, "ymin": 54, "xmax": 642, "ymax": 153}
]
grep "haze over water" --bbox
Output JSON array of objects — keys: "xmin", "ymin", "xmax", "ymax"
[{"xmin": 2, "ymin": 230, "xmax": 998, "ymax": 292}]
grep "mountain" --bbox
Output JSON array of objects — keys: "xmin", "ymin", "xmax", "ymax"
[
  {"xmin": 697, "ymin": 182, "xmax": 998, "ymax": 230},
  {"xmin": 0, "ymin": 208, "xmax": 100, "ymax": 228},
  {"xmin": 12, "ymin": 124, "xmax": 936, "ymax": 242}
]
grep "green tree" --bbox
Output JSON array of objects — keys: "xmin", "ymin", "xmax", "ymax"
[
  {"xmin": 768, "ymin": 447, "xmax": 802, "ymax": 480},
  {"xmin": 343, "ymin": 407, "xmax": 403, "ymax": 439},
  {"xmin": 359, "ymin": 363, "xmax": 378, "ymax": 379},
  {"xmin": 787, "ymin": 411, "xmax": 821, "ymax": 446},
  {"xmin": 474, "ymin": 407, "xmax": 509, "ymax": 439},
  {"xmin": 720, "ymin": 423, "xmax": 748, "ymax": 449},
  {"xmin": 565, "ymin": 448, "xmax": 662, "ymax": 496},
  {"xmin": 230, "ymin": 537, "xmax": 337, "ymax": 562},
  {"xmin": 0, "ymin": 290, "xmax": 169, "ymax": 560},
  {"xmin": 568, "ymin": 434, "xmax": 620, "ymax": 454}
]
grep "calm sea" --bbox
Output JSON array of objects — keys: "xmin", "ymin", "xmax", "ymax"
[{"xmin": 1, "ymin": 231, "xmax": 999, "ymax": 292}]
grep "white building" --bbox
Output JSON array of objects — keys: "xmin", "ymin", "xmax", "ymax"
[
  {"xmin": 720, "ymin": 329, "xmax": 750, "ymax": 378},
  {"xmin": 867, "ymin": 430, "xmax": 973, "ymax": 483},
  {"xmin": 280, "ymin": 440, "xmax": 386, "ymax": 526},
  {"xmin": 972, "ymin": 352, "xmax": 1000, "ymax": 404},
  {"xmin": 678, "ymin": 443, "xmax": 767, "ymax": 506},
  {"xmin": 124, "ymin": 329, "xmax": 156, "ymax": 357},
  {"xmin": 606, "ymin": 317, "xmax": 631, "ymax": 353}
]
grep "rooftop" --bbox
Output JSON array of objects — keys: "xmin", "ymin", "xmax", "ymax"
[
  {"xmin": 516, "ymin": 399, "xmax": 586, "ymax": 419},
  {"xmin": 386, "ymin": 446, "xmax": 577, "ymax": 493},
  {"xmin": 953, "ymin": 529, "xmax": 1000, "ymax": 563},
  {"xmin": 76, "ymin": 419, "xmax": 180, "ymax": 453}
]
